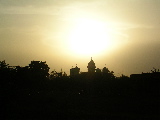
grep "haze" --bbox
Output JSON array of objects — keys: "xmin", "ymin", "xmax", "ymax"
[{"xmin": 0, "ymin": 0, "xmax": 160, "ymax": 76}]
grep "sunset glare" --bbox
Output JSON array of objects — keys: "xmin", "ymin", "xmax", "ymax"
[
  {"xmin": 68, "ymin": 19, "xmax": 116, "ymax": 55},
  {"xmin": 0, "ymin": 0, "xmax": 160, "ymax": 76},
  {"xmin": 1, "ymin": 1, "xmax": 160, "ymax": 119}
]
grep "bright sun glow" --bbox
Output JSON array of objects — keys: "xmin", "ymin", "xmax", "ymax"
[{"xmin": 68, "ymin": 18, "xmax": 117, "ymax": 56}]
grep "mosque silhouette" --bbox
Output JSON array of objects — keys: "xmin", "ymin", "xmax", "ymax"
[{"xmin": 70, "ymin": 57, "xmax": 115, "ymax": 79}]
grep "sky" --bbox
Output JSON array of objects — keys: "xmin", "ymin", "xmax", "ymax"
[{"xmin": 0, "ymin": 0, "xmax": 160, "ymax": 76}]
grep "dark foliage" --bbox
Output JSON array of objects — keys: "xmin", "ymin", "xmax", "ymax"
[{"xmin": 1, "ymin": 60, "xmax": 159, "ymax": 120}]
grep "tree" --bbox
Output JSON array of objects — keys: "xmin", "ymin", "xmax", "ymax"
[
  {"xmin": 0, "ymin": 60, "xmax": 9, "ymax": 70},
  {"xmin": 102, "ymin": 67, "xmax": 115, "ymax": 80},
  {"xmin": 50, "ymin": 70, "xmax": 58, "ymax": 79},
  {"xmin": 28, "ymin": 61, "xmax": 50, "ymax": 79}
]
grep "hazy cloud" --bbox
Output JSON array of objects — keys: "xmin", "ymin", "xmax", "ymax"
[{"xmin": 0, "ymin": 0, "xmax": 160, "ymax": 75}]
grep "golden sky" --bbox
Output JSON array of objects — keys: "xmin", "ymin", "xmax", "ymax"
[{"xmin": 0, "ymin": 0, "xmax": 160, "ymax": 76}]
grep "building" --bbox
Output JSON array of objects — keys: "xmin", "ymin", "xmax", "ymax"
[
  {"xmin": 130, "ymin": 72, "xmax": 160, "ymax": 81},
  {"xmin": 69, "ymin": 58, "xmax": 115, "ymax": 79},
  {"xmin": 87, "ymin": 57, "xmax": 96, "ymax": 73},
  {"xmin": 70, "ymin": 65, "xmax": 80, "ymax": 77}
]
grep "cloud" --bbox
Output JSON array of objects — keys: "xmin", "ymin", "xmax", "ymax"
[
  {"xmin": 0, "ymin": 0, "xmax": 93, "ymax": 7},
  {"xmin": 0, "ymin": 0, "xmax": 56, "ymax": 7},
  {"xmin": 0, "ymin": 0, "xmax": 97, "ymax": 14},
  {"xmin": 0, "ymin": 0, "xmax": 160, "ymax": 26}
]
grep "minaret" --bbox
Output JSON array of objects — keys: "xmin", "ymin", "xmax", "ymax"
[{"xmin": 87, "ymin": 57, "xmax": 96, "ymax": 73}]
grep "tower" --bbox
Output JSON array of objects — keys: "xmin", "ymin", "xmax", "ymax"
[{"xmin": 87, "ymin": 57, "xmax": 96, "ymax": 73}]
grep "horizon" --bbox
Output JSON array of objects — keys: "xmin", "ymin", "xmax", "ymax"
[{"xmin": 1, "ymin": 58, "xmax": 159, "ymax": 77}]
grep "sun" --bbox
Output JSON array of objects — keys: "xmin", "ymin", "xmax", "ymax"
[{"xmin": 68, "ymin": 18, "xmax": 116, "ymax": 56}]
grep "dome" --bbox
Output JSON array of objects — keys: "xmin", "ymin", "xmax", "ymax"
[{"xmin": 87, "ymin": 57, "xmax": 96, "ymax": 73}]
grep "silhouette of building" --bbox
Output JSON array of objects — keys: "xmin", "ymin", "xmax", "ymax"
[
  {"xmin": 96, "ymin": 68, "xmax": 101, "ymax": 73},
  {"xmin": 102, "ymin": 67, "xmax": 110, "ymax": 73},
  {"xmin": 70, "ymin": 65, "xmax": 80, "ymax": 77},
  {"xmin": 130, "ymin": 72, "xmax": 160, "ymax": 81},
  {"xmin": 69, "ymin": 58, "xmax": 115, "ymax": 80},
  {"xmin": 87, "ymin": 57, "xmax": 96, "ymax": 73}
]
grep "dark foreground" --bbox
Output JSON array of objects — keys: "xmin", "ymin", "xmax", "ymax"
[{"xmin": 2, "ymin": 78, "xmax": 160, "ymax": 120}]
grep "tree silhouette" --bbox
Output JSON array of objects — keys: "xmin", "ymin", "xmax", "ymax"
[
  {"xmin": 1, "ymin": 59, "xmax": 159, "ymax": 120},
  {"xmin": 0, "ymin": 60, "xmax": 9, "ymax": 70},
  {"xmin": 28, "ymin": 61, "xmax": 50, "ymax": 79}
]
